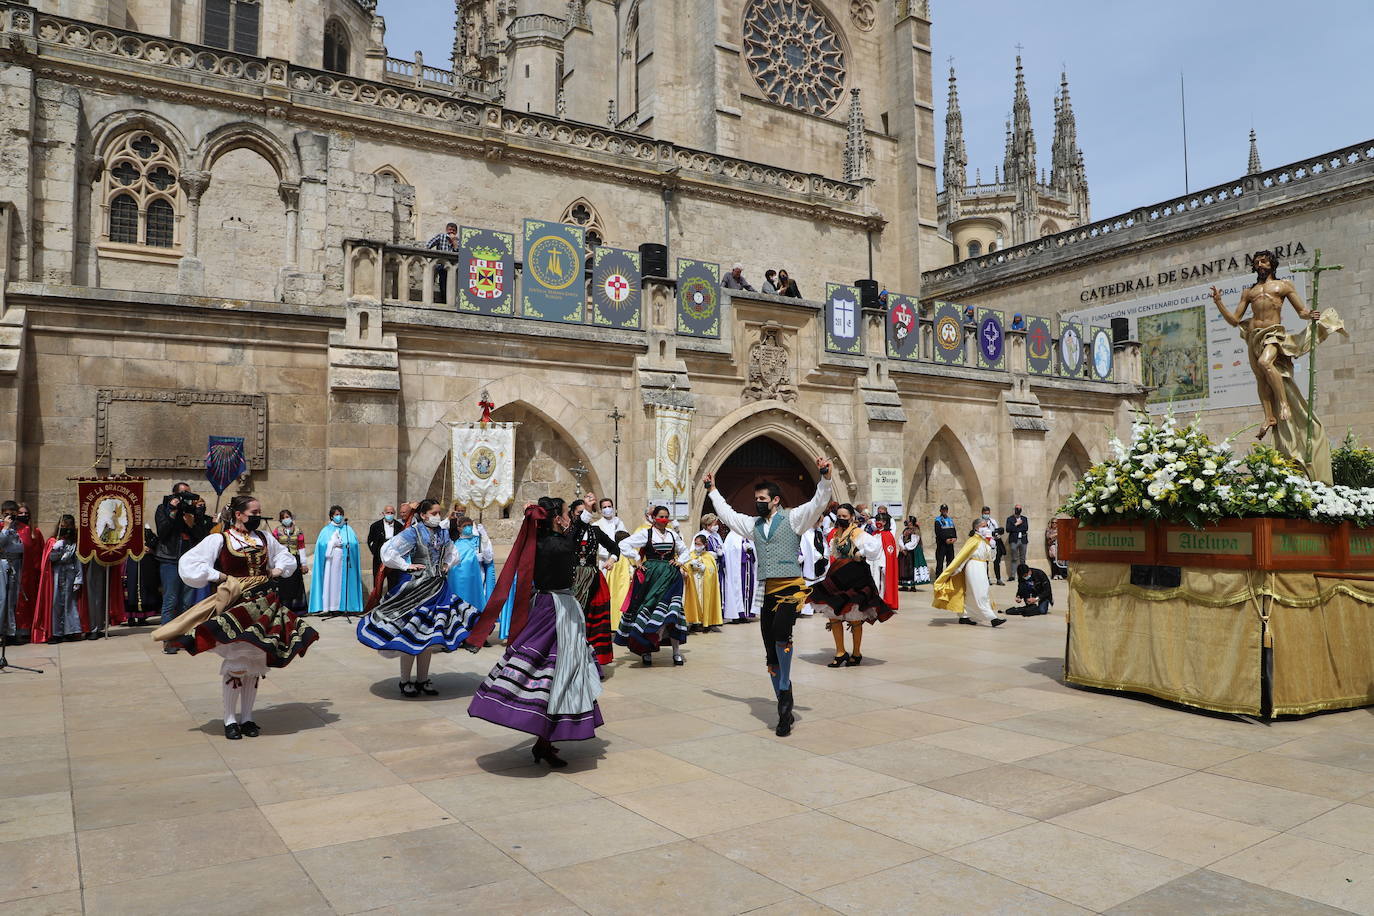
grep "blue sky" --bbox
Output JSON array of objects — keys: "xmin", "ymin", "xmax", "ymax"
[{"xmin": 383, "ymin": 0, "xmax": 1373, "ymax": 220}]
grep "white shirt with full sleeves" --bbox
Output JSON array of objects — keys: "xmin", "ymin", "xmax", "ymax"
[
  {"xmin": 380, "ymin": 525, "xmax": 459, "ymax": 571},
  {"xmin": 708, "ymin": 476, "xmax": 833, "ymax": 542},
  {"xmin": 619, "ymin": 525, "xmax": 691, "ymax": 563},
  {"xmin": 178, "ymin": 529, "xmax": 297, "ymax": 588}
]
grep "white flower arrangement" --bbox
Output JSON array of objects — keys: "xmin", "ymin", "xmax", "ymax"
[{"xmin": 1061, "ymin": 413, "xmax": 1374, "ymax": 528}]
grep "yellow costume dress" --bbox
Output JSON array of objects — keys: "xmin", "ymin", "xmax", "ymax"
[
  {"xmin": 683, "ymin": 548, "xmax": 723, "ymax": 627},
  {"xmin": 933, "ymin": 535, "xmax": 998, "ymax": 623}
]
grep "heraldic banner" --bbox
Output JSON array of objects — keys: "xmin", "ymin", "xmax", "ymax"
[
  {"xmin": 886, "ymin": 293, "xmax": 920, "ymax": 360},
  {"xmin": 459, "ymin": 226, "xmax": 516, "ymax": 316},
  {"xmin": 521, "ymin": 219, "xmax": 585, "ymax": 324},
  {"xmin": 976, "ymin": 308, "xmax": 1005, "ymax": 371},
  {"xmin": 1090, "ymin": 326, "xmax": 1115, "ymax": 381},
  {"xmin": 451, "ymin": 423, "xmax": 516, "ymax": 510},
  {"xmin": 1026, "ymin": 315, "xmax": 1054, "ymax": 375},
  {"xmin": 592, "ymin": 246, "xmax": 643, "ymax": 329},
  {"xmin": 931, "ymin": 301, "xmax": 966, "ymax": 366},
  {"xmin": 676, "ymin": 258, "xmax": 721, "ymax": 338},
  {"xmin": 654, "ymin": 405, "xmax": 693, "ymax": 495},
  {"xmin": 825, "ymin": 283, "xmax": 863, "ymax": 355},
  {"xmin": 1059, "ymin": 320, "xmax": 1085, "ymax": 378},
  {"xmin": 76, "ymin": 476, "xmax": 148, "ymax": 565}
]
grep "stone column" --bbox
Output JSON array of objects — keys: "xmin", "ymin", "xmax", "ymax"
[
  {"xmin": 278, "ymin": 180, "xmax": 301, "ymax": 268},
  {"xmin": 176, "ymin": 170, "xmax": 210, "ymax": 294}
]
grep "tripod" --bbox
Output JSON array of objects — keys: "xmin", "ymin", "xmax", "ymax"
[{"xmin": 0, "ymin": 625, "xmax": 44, "ymax": 674}]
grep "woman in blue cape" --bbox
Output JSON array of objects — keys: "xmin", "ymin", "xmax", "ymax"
[
  {"xmin": 308, "ymin": 504, "xmax": 365, "ymax": 614},
  {"xmin": 447, "ymin": 514, "xmax": 493, "ymax": 608},
  {"xmin": 357, "ymin": 499, "xmax": 480, "ymax": 696}
]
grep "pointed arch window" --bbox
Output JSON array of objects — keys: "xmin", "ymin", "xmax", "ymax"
[
  {"xmin": 324, "ymin": 18, "xmax": 350, "ymax": 73},
  {"xmin": 204, "ymin": 0, "xmax": 260, "ymax": 56},
  {"xmin": 100, "ymin": 131, "xmax": 182, "ymax": 256},
  {"xmin": 561, "ymin": 198, "xmax": 605, "ymax": 249}
]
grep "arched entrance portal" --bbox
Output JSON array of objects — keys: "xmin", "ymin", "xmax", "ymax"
[{"xmin": 703, "ymin": 435, "xmax": 817, "ymax": 516}]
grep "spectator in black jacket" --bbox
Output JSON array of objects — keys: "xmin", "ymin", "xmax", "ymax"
[
  {"xmin": 154, "ymin": 489, "xmax": 210, "ymax": 652},
  {"xmin": 932, "ymin": 504, "xmax": 958, "ymax": 577},
  {"xmin": 366, "ymin": 504, "xmax": 399, "ymax": 580},
  {"xmin": 1012, "ymin": 564, "xmax": 1054, "ymax": 615},
  {"xmin": 1006, "ymin": 505, "xmax": 1029, "ymax": 571}
]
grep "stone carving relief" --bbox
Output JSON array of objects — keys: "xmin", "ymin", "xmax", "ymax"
[
  {"xmin": 95, "ymin": 388, "xmax": 267, "ymax": 470},
  {"xmin": 849, "ymin": 0, "xmax": 875, "ymax": 30},
  {"xmin": 744, "ymin": 322, "xmax": 797, "ymax": 403}
]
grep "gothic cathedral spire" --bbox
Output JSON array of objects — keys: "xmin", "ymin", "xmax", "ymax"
[
  {"xmin": 843, "ymin": 88, "xmax": 871, "ymax": 182},
  {"xmin": 942, "ymin": 66, "xmax": 967, "ymax": 194},
  {"xmin": 1003, "ymin": 55, "xmax": 1036, "ymax": 188},
  {"xmin": 1248, "ymin": 128, "xmax": 1263, "ymax": 175}
]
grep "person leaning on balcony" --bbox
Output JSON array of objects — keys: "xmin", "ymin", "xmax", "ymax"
[
  {"xmin": 723, "ymin": 263, "xmax": 755, "ymax": 291},
  {"xmin": 425, "ymin": 221, "xmax": 459, "ymax": 303}
]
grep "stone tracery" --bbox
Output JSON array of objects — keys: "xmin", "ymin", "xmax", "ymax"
[{"xmin": 742, "ymin": 0, "xmax": 847, "ymax": 116}]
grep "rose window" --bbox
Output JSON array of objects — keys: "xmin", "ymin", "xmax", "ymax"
[{"xmin": 742, "ymin": 0, "xmax": 847, "ymax": 115}]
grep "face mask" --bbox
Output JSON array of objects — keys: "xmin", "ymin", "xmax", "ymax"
[
  {"xmin": 244, "ymin": 515, "xmax": 263, "ymax": 532},
  {"xmin": 424, "ymin": 515, "xmax": 442, "ymax": 527},
  {"xmin": 601, "ymin": 507, "xmax": 615, "ymax": 519},
  {"xmin": 281, "ymin": 518, "xmax": 293, "ymax": 528},
  {"xmin": 653, "ymin": 517, "xmax": 669, "ymax": 528},
  {"xmin": 461, "ymin": 524, "xmax": 474, "ymax": 537},
  {"xmin": 16, "ymin": 514, "xmax": 28, "ymax": 524},
  {"xmin": 384, "ymin": 513, "xmax": 395, "ymax": 522},
  {"xmin": 709, "ymin": 524, "xmax": 719, "ymax": 533},
  {"xmin": 755, "ymin": 501, "xmax": 771, "ymax": 518},
  {"xmin": 977, "ymin": 527, "xmax": 992, "ymax": 539},
  {"xmin": 59, "ymin": 528, "xmax": 75, "ymax": 540},
  {"xmin": 332, "ymin": 515, "xmax": 345, "ymax": 526},
  {"xmin": 835, "ymin": 517, "xmax": 850, "ymax": 529}
]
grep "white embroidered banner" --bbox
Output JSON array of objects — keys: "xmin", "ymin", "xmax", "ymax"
[
  {"xmin": 654, "ymin": 406, "xmax": 693, "ymax": 494},
  {"xmin": 451, "ymin": 422, "xmax": 515, "ymax": 509}
]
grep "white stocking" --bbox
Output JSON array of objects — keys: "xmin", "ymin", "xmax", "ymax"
[
  {"xmin": 222, "ymin": 679, "xmax": 240, "ymax": 726},
  {"xmin": 238, "ymin": 676, "xmax": 259, "ymax": 723},
  {"xmin": 400, "ymin": 655, "xmax": 415, "ymax": 681}
]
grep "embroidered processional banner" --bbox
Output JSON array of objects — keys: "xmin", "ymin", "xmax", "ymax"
[
  {"xmin": 205, "ymin": 436, "xmax": 247, "ymax": 496},
  {"xmin": 886, "ymin": 294, "xmax": 919, "ymax": 360},
  {"xmin": 76, "ymin": 476, "xmax": 148, "ymax": 565},
  {"xmin": 931, "ymin": 301, "xmax": 966, "ymax": 366},
  {"xmin": 653, "ymin": 406, "xmax": 693, "ymax": 495},
  {"xmin": 459, "ymin": 226, "xmax": 516, "ymax": 316},
  {"xmin": 824, "ymin": 283, "xmax": 863, "ymax": 355},
  {"xmin": 1091, "ymin": 327, "xmax": 1115, "ymax": 381},
  {"xmin": 976, "ymin": 308, "xmax": 1005, "ymax": 371},
  {"xmin": 451, "ymin": 423, "xmax": 516, "ymax": 509},
  {"xmin": 676, "ymin": 258, "xmax": 721, "ymax": 338},
  {"xmin": 1059, "ymin": 321, "xmax": 1085, "ymax": 377},
  {"xmin": 592, "ymin": 247, "xmax": 642, "ymax": 329},
  {"xmin": 1026, "ymin": 316, "xmax": 1054, "ymax": 376},
  {"xmin": 521, "ymin": 219, "xmax": 585, "ymax": 324}
]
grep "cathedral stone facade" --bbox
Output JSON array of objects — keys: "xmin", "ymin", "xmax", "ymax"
[{"xmin": 1, "ymin": 0, "xmax": 1144, "ymax": 551}]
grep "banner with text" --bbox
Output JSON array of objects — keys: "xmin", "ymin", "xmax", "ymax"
[
  {"xmin": 886, "ymin": 294, "xmax": 919, "ymax": 360},
  {"xmin": 459, "ymin": 226, "xmax": 516, "ymax": 316},
  {"xmin": 1067, "ymin": 269, "xmax": 1308, "ymax": 413},
  {"xmin": 825, "ymin": 283, "xmax": 863, "ymax": 355},
  {"xmin": 676, "ymin": 258, "xmax": 721, "ymax": 338},
  {"xmin": 869, "ymin": 466, "xmax": 904, "ymax": 521},
  {"xmin": 521, "ymin": 219, "xmax": 585, "ymax": 323},
  {"xmin": 591, "ymin": 246, "xmax": 643, "ymax": 329},
  {"xmin": 76, "ymin": 477, "xmax": 148, "ymax": 566}
]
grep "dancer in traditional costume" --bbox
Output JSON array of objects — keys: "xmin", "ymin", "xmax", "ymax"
[
  {"xmin": 568, "ymin": 497, "xmax": 620, "ymax": 666},
  {"xmin": 34, "ymin": 515, "xmax": 84, "ymax": 644},
  {"xmin": 271, "ymin": 510, "xmax": 307, "ymax": 613},
  {"xmin": 721, "ymin": 528, "xmax": 759, "ymax": 624},
  {"xmin": 684, "ymin": 533, "xmax": 723, "ymax": 633},
  {"xmin": 706, "ymin": 458, "xmax": 833, "ymax": 737},
  {"xmin": 159, "ymin": 496, "xmax": 318, "ymax": 739},
  {"xmin": 809, "ymin": 504, "xmax": 894, "ymax": 667},
  {"xmin": 467, "ymin": 498, "xmax": 606, "ymax": 768},
  {"xmin": 614, "ymin": 506, "xmax": 691, "ymax": 666},
  {"xmin": 934, "ymin": 523, "xmax": 1004, "ymax": 627},
  {"xmin": 357, "ymin": 499, "xmax": 480, "ymax": 697},
  {"xmin": 869, "ymin": 513, "xmax": 901, "ymax": 610},
  {"xmin": 308, "ymin": 505, "xmax": 365, "ymax": 615}
]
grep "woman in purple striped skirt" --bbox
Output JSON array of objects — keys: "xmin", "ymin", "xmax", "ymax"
[{"xmin": 466, "ymin": 494, "xmax": 617, "ymax": 768}]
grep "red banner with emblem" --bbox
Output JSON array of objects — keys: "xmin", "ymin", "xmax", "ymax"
[{"xmin": 75, "ymin": 476, "xmax": 148, "ymax": 566}]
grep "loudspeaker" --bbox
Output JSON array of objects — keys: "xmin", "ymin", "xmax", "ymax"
[
  {"xmin": 1111, "ymin": 317, "xmax": 1130, "ymax": 343},
  {"xmin": 639, "ymin": 243, "xmax": 668, "ymax": 278},
  {"xmin": 855, "ymin": 279, "xmax": 880, "ymax": 310}
]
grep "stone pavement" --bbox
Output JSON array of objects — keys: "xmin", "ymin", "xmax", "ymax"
[{"xmin": 3, "ymin": 583, "xmax": 1374, "ymax": 915}]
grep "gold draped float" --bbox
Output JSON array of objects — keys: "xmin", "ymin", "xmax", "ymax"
[{"xmin": 1067, "ymin": 562, "xmax": 1374, "ymax": 716}]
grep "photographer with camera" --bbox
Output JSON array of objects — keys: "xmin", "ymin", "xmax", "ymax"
[{"xmin": 155, "ymin": 483, "xmax": 210, "ymax": 653}]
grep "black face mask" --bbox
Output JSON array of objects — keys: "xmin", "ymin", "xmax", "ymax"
[
  {"xmin": 834, "ymin": 517, "xmax": 850, "ymax": 529},
  {"xmin": 754, "ymin": 501, "xmax": 772, "ymax": 518},
  {"xmin": 244, "ymin": 515, "xmax": 263, "ymax": 532},
  {"xmin": 16, "ymin": 514, "xmax": 29, "ymax": 524},
  {"xmin": 59, "ymin": 528, "xmax": 76, "ymax": 540}
]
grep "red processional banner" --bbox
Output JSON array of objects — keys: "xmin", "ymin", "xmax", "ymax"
[{"xmin": 75, "ymin": 476, "xmax": 148, "ymax": 566}]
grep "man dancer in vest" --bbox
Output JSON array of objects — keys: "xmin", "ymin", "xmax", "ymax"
[{"xmin": 704, "ymin": 457, "xmax": 833, "ymax": 737}]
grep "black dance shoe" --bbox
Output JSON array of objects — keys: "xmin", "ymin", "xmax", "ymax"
[
  {"xmin": 532, "ymin": 741, "xmax": 569, "ymax": 768},
  {"xmin": 640, "ymin": 653, "xmax": 653, "ymax": 667},
  {"xmin": 224, "ymin": 723, "xmax": 242, "ymax": 740},
  {"xmin": 399, "ymin": 680, "xmax": 419, "ymax": 697},
  {"xmin": 239, "ymin": 720, "xmax": 260, "ymax": 738},
  {"xmin": 417, "ymin": 679, "xmax": 439, "ymax": 696},
  {"xmin": 845, "ymin": 654, "xmax": 863, "ymax": 666},
  {"xmin": 958, "ymin": 617, "xmax": 977, "ymax": 626},
  {"xmin": 673, "ymin": 654, "xmax": 685, "ymax": 666},
  {"xmin": 775, "ymin": 689, "xmax": 795, "ymax": 737},
  {"xmin": 991, "ymin": 618, "xmax": 1006, "ymax": 628},
  {"xmin": 828, "ymin": 653, "xmax": 850, "ymax": 668}
]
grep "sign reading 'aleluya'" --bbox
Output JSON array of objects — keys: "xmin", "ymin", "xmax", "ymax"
[{"xmin": 1079, "ymin": 241, "xmax": 1307, "ymax": 303}]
